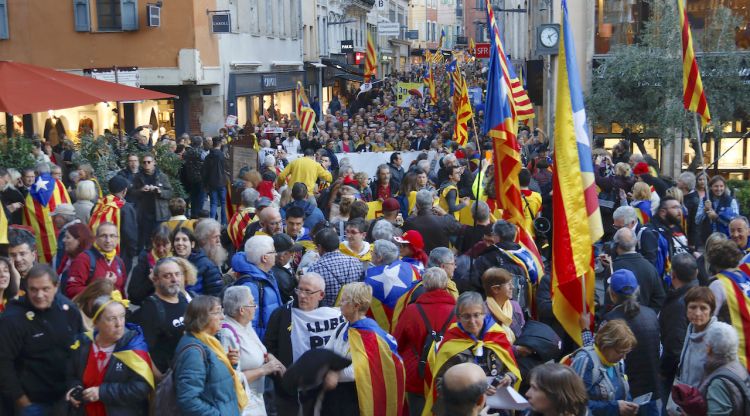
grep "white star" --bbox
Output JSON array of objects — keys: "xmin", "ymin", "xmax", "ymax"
[
  {"xmin": 34, "ymin": 178, "xmax": 49, "ymax": 191},
  {"xmin": 370, "ymin": 263, "xmax": 407, "ymax": 299}
]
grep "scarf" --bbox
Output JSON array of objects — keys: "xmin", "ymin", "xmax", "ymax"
[
  {"xmin": 191, "ymin": 331, "xmax": 249, "ymax": 411},
  {"xmin": 486, "ymin": 297, "xmax": 513, "ymax": 327},
  {"xmin": 94, "ymin": 242, "xmax": 116, "ymax": 263},
  {"xmin": 595, "ymin": 345, "xmax": 617, "ymax": 368}
]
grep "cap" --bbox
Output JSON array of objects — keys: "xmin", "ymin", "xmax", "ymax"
[
  {"xmin": 51, "ymin": 203, "xmax": 75, "ymax": 217},
  {"xmin": 382, "ymin": 198, "xmax": 400, "ymax": 212},
  {"xmin": 255, "ymin": 197, "xmax": 273, "ymax": 209},
  {"xmin": 108, "ymin": 175, "xmax": 130, "ymax": 194},
  {"xmin": 393, "ymin": 230, "xmax": 424, "ymax": 250},
  {"xmin": 608, "ymin": 269, "xmax": 639, "ymax": 296},
  {"xmin": 273, "ymin": 233, "xmax": 304, "ymax": 253},
  {"xmin": 633, "ymin": 162, "xmax": 650, "ymax": 176}
]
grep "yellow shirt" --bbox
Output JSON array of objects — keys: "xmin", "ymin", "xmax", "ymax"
[
  {"xmin": 372, "ymin": 143, "xmax": 393, "ymax": 152},
  {"xmin": 521, "ymin": 190, "xmax": 542, "ymax": 237},
  {"xmin": 276, "ymin": 156, "xmax": 332, "ymax": 195},
  {"xmin": 339, "ymin": 241, "xmax": 373, "ymax": 263}
]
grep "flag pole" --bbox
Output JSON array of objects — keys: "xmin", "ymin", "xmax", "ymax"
[{"xmin": 692, "ymin": 112, "xmax": 705, "ymax": 173}]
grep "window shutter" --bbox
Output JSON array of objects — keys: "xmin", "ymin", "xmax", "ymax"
[
  {"xmin": 72, "ymin": 0, "xmax": 90, "ymax": 32},
  {"xmin": 120, "ymin": 0, "xmax": 138, "ymax": 31},
  {"xmin": 0, "ymin": 0, "xmax": 9, "ymax": 39}
]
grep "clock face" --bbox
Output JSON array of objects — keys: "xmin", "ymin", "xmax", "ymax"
[{"xmin": 540, "ymin": 27, "xmax": 559, "ymax": 48}]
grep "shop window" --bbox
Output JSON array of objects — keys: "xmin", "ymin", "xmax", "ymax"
[
  {"xmin": 0, "ymin": 0, "xmax": 8, "ymax": 39},
  {"xmin": 719, "ymin": 137, "xmax": 745, "ymax": 168}
]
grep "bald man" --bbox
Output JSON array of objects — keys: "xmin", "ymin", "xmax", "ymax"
[
  {"xmin": 610, "ymin": 227, "xmax": 665, "ymax": 311},
  {"xmin": 436, "ymin": 363, "xmax": 488, "ymax": 416},
  {"xmin": 257, "ymin": 207, "xmax": 283, "ymax": 236}
]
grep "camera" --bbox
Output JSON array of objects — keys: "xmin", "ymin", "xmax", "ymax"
[{"xmin": 70, "ymin": 386, "xmax": 84, "ymax": 402}]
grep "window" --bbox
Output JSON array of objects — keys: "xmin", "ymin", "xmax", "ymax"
[
  {"xmin": 249, "ymin": 0, "xmax": 259, "ymax": 34},
  {"xmin": 0, "ymin": 0, "xmax": 8, "ymax": 39},
  {"xmin": 265, "ymin": 0, "xmax": 273, "ymax": 35},
  {"xmin": 96, "ymin": 0, "xmax": 120, "ymax": 31},
  {"xmin": 79, "ymin": 0, "xmax": 137, "ymax": 32}
]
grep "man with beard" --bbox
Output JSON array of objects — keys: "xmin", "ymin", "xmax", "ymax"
[
  {"xmin": 0, "ymin": 168, "xmax": 25, "ymax": 225},
  {"xmin": 131, "ymin": 257, "xmax": 189, "ymax": 373},
  {"xmin": 193, "ymin": 218, "xmax": 229, "ymax": 277},
  {"xmin": 644, "ymin": 196, "xmax": 692, "ymax": 279},
  {"xmin": 131, "ymin": 153, "xmax": 173, "ymax": 251}
]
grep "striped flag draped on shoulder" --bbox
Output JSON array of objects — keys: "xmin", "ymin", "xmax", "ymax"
[{"xmin": 22, "ymin": 173, "xmax": 70, "ymax": 264}]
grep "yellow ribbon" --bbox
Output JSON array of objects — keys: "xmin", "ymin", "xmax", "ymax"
[{"xmin": 92, "ymin": 290, "xmax": 130, "ymax": 323}]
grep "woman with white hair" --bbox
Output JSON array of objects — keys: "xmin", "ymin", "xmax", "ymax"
[
  {"xmin": 74, "ymin": 180, "xmax": 97, "ymax": 224},
  {"xmin": 220, "ymin": 286, "xmax": 285, "ymax": 416},
  {"xmin": 698, "ymin": 321, "xmax": 749, "ymax": 415}
]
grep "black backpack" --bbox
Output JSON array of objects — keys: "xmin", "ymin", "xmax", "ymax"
[
  {"xmin": 182, "ymin": 147, "xmax": 204, "ymax": 186},
  {"xmin": 415, "ymin": 303, "xmax": 455, "ymax": 378}
]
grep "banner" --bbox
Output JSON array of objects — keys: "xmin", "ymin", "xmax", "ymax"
[
  {"xmin": 395, "ymin": 82, "xmax": 424, "ymax": 107},
  {"xmin": 290, "ymin": 307, "xmax": 345, "ymax": 361},
  {"xmin": 287, "ymin": 150, "xmax": 438, "ymax": 180}
]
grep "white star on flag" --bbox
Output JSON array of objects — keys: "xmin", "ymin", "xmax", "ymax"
[
  {"xmin": 34, "ymin": 178, "xmax": 49, "ymax": 191},
  {"xmin": 371, "ymin": 263, "xmax": 407, "ymax": 298}
]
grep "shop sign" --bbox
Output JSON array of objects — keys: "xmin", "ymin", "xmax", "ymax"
[
  {"xmin": 211, "ymin": 14, "xmax": 231, "ymax": 34},
  {"xmin": 475, "ymin": 42, "xmax": 491, "ymax": 58},
  {"xmin": 406, "ymin": 30, "xmax": 419, "ymax": 40},
  {"xmin": 341, "ymin": 40, "xmax": 354, "ymax": 52},
  {"xmin": 84, "ymin": 67, "xmax": 139, "ymax": 88},
  {"xmin": 354, "ymin": 52, "xmax": 365, "ymax": 65},
  {"xmin": 262, "ymin": 75, "xmax": 277, "ymax": 89},
  {"xmin": 378, "ymin": 22, "xmax": 400, "ymax": 36}
]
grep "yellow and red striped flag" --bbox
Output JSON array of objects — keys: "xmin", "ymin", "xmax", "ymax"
[
  {"xmin": 22, "ymin": 173, "xmax": 71, "ymax": 264},
  {"xmin": 227, "ymin": 207, "xmax": 256, "ymax": 250},
  {"xmin": 296, "ymin": 81, "xmax": 316, "ymax": 134},
  {"xmin": 89, "ymin": 194, "xmax": 125, "ymax": 253},
  {"xmin": 677, "ymin": 0, "xmax": 710, "ymax": 125},
  {"xmin": 551, "ymin": 0, "xmax": 604, "ymax": 346},
  {"xmin": 427, "ymin": 67, "xmax": 437, "ymax": 105},
  {"xmin": 511, "ymin": 66, "xmax": 535, "ymax": 121},
  {"xmin": 453, "ymin": 72, "xmax": 473, "ymax": 147},
  {"xmin": 717, "ymin": 267, "xmax": 750, "ymax": 371},
  {"xmin": 468, "ymin": 37, "xmax": 476, "ymax": 55},
  {"xmin": 0, "ymin": 202, "xmax": 7, "ymax": 245},
  {"xmin": 365, "ymin": 31, "xmax": 377, "ymax": 83}
]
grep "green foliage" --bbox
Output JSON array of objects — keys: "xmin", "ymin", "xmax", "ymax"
[
  {"xmin": 118, "ymin": 139, "xmax": 186, "ymax": 198},
  {"xmin": 587, "ymin": 1, "xmax": 750, "ymax": 143},
  {"xmin": 0, "ymin": 135, "xmax": 36, "ymax": 171},
  {"xmin": 73, "ymin": 135, "xmax": 120, "ymax": 194},
  {"xmin": 728, "ymin": 179, "xmax": 750, "ymax": 215}
]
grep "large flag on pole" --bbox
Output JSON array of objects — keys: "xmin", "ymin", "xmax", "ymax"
[
  {"xmin": 438, "ymin": 28, "xmax": 446, "ymax": 50},
  {"xmin": 22, "ymin": 173, "xmax": 71, "ymax": 264},
  {"xmin": 295, "ymin": 81, "xmax": 316, "ymax": 134},
  {"xmin": 677, "ymin": 0, "xmax": 710, "ymax": 126},
  {"xmin": 365, "ymin": 31, "xmax": 377, "ymax": 83},
  {"xmin": 551, "ymin": 0, "xmax": 604, "ymax": 347},
  {"xmin": 509, "ymin": 64, "xmax": 535, "ymax": 121},
  {"xmin": 427, "ymin": 67, "xmax": 437, "ymax": 106},
  {"xmin": 453, "ymin": 71, "xmax": 473, "ymax": 147}
]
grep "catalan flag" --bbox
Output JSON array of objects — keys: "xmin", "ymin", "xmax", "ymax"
[
  {"xmin": 468, "ymin": 37, "xmax": 476, "ymax": 55},
  {"xmin": 0, "ymin": 202, "xmax": 7, "ymax": 245},
  {"xmin": 509, "ymin": 64, "xmax": 535, "ymax": 121},
  {"xmin": 716, "ymin": 267, "xmax": 750, "ymax": 371},
  {"xmin": 227, "ymin": 207, "xmax": 256, "ymax": 250},
  {"xmin": 347, "ymin": 318, "xmax": 406, "ymax": 416},
  {"xmin": 677, "ymin": 0, "xmax": 710, "ymax": 126},
  {"xmin": 453, "ymin": 71, "xmax": 473, "ymax": 147},
  {"xmin": 89, "ymin": 194, "xmax": 125, "ymax": 252},
  {"xmin": 438, "ymin": 28, "xmax": 446, "ymax": 50},
  {"xmin": 426, "ymin": 67, "xmax": 437, "ymax": 106},
  {"xmin": 421, "ymin": 317, "xmax": 520, "ymax": 416},
  {"xmin": 22, "ymin": 173, "xmax": 70, "ymax": 264},
  {"xmin": 365, "ymin": 31, "xmax": 377, "ymax": 83},
  {"xmin": 633, "ymin": 200, "xmax": 652, "ymax": 225},
  {"xmin": 365, "ymin": 260, "xmax": 420, "ymax": 332},
  {"xmin": 296, "ymin": 81, "xmax": 316, "ymax": 134},
  {"xmin": 551, "ymin": 0, "xmax": 604, "ymax": 347}
]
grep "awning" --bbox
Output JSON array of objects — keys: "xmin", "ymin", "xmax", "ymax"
[
  {"xmin": 305, "ymin": 62, "xmax": 327, "ymax": 69},
  {"xmin": 0, "ymin": 61, "xmax": 176, "ymax": 115},
  {"xmin": 335, "ymin": 73, "xmax": 364, "ymax": 82}
]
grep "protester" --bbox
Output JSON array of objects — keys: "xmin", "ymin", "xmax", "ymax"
[
  {"xmin": 57, "ymin": 223, "xmax": 94, "ymax": 290},
  {"xmin": 403, "ymin": 189, "xmax": 461, "ymax": 253},
  {"xmin": 525, "ymin": 363, "xmax": 588, "ymax": 416},
  {"xmin": 434, "ymin": 362, "xmax": 489, "ymax": 416},
  {"xmin": 307, "ymin": 227, "xmax": 364, "ymax": 306},
  {"xmin": 696, "ymin": 175, "xmax": 739, "ymax": 237},
  {"xmin": 128, "ymin": 226, "xmax": 172, "ymax": 304},
  {"xmin": 698, "ymin": 321, "xmax": 749, "ymax": 415},
  {"xmin": 608, "ymin": 226, "xmax": 665, "ymax": 311},
  {"xmin": 131, "ymin": 153, "xmax": 174, "ymax": 251},
  {"xmin": 65, "ymin": 222, "xmax": 127, "ymax": 299},
  {"xmin": 0, "ymin": 256, "xmax": 20, "ymax": 314},
  {"xmin": 481, "ymin": 267, "xmax": 525, "ymax": 342},
  {"xmin": 188, "ymin": 220, "xmax": 226, "ymax": 296}
]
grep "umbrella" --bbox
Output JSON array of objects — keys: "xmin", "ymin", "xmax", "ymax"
[
  {"xmin": 408, "ymin": 88, "xmax": 423, "ymax": 98},
  {"xmin": 0, "ymin": 61, "xmax": 175, "ymax": 115}
]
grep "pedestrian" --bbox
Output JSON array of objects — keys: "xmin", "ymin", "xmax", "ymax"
[{"xmin": 202, "ymin": 137, "xmax": 229, "ymax": 225}]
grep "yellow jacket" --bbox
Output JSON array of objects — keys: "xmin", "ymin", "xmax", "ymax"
[{"xmin": 276, "ymin": 156, "xmax": 332, "ymax": 195}]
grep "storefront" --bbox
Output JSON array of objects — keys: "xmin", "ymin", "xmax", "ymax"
[{"xmin": 227, "ymin": 71, "xmax": 305, "ymax": 127}]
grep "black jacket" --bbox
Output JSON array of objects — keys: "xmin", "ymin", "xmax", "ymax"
[
  {"xmin": 683, "ymin": 190, "xmax": 701, "ymax": 249},
  {"xmin": 465, "ymin": 242, "xmax": 530, "ymax": 299},
  {"xmin": 263, "ymin": 302, "xmax": 294, "ymax": 367},
  {"xmin": 119, "ymin": 201, "xmax": 139, "ymax": 263},
  {"xmin": 202, "ymin": 148, "xmax": 228, "ymax": 191},
  {"xmin": 402, "ymin": 211, "xmax": 462, "ymax": 253},
  {"xmin": 67, "ymin": 327, "xmax": 151, "ymax": 416},
  {"xmin": 611, "ymin": 252, "xmax": 666, "ymax": 311},
  {"xmin": 603, "ymin": 304, "xmax": 662, "ymax": 399},
  {"xmin": 127, "ymin": 251, "xmax": 155, "ymax": 305},
  {"xmin": 0, "ymin": 294, "xmax": 83, "ymax": 403},
  {"xmin": 271, "ymin": 265, "xmax": 297, "ymax": 304},
  {"xmin": 659, "ymin": 281, "xmax": 696, "ymax": 381},
  {"xmin": 130, "ymin": 169, "xmax": 173, "ymax": 222},
  {"xmin": 410, "ymin": 136, "xmax": 430, "ymax": 151}
]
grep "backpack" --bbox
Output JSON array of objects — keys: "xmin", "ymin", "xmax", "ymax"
[
  {"xmin": 636, "ymin": 226, "xmax": 672, "ymax": 283},
  {"xmin": 61, "ymin": 249, "xmax": 125, "ymax": 295},
  {"xmin": 415, "ymin": 303, "xmax": 455, "ymax": 378},
  {"xmin": 182, "ymin": 147, "xmax": 204, "ymax": 186},
  {"xmin": 706, "ymin": 368, "xmax": 750, "ymax": 415},
  {"xmin": 153, "ymin": 343, "xmax": 207, "ymax": 415},
  {"xmin": 232, "ymin": 274, "xmax": 267, "ymax": 331}
]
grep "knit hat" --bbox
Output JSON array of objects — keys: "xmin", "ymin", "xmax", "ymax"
[
  {"xmin": 108, "ymin": 175, "xmax": 129, "ymax": 194},
  {"xmin": 633, "ymin": 162, "xmax": 650, "ymax": 176},
  {"xmin": 382, "ymin": 198, "xmax": 400, "ymax": 212},
  {"xmin": 51, "ymin": 203, "xmax": 75, "ymax": 217}
]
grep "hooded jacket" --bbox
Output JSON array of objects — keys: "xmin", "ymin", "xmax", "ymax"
[
  {"xmin": 186, "ymin": 249, "xmax": 224, "ymax": 297},
  {"xmin": 281, "ymin": 199, "xmax": 325, "ymax": 230},
  {"xmin": 231, "ymin": 252, "xmax": 282, "ymax": 339}
]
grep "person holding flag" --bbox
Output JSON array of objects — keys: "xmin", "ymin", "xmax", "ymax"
[
  {"xmin": 365, "ymin": 239, "xmax": 420, "ymax": 332},
  {"xmin": 22, "ymin": 163, "xmax": 71, "ymax": 265},
  {"xmin": 296, "ymin": 81, "xmax": 316, "ymax": 135},
  {"xmin": 65, "ymin": 290, "xmax": 154, "ymax": 415},
  {"xmin": 89, "ymin": 176, "xmax": 139, "ymax": 272},
  {"xmin": 321, "ymin": 282, "xmax": 405, "ymax": 415}
]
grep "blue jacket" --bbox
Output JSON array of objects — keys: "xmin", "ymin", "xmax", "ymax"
[
  {"xmin": 281, "ymin": 200, "xmax": 326, "ymax": 230},
  {"xmin": 231, "ymin": 252, "xmax": 282, "ymax": 339},
  {"xmin": 186, "ymin": 249, "xmax": 224, "ymax": 296},
  {"xmin": 173, "ymin": 334, "xmax": 239, "ymax": 416}
]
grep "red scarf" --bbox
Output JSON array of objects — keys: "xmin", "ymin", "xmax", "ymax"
[{"xmin": 82, "ymin": 346, "xmax": 109, "ymax": 416}]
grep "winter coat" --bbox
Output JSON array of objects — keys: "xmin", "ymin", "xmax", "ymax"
[
  {"xmin": 659, "ymin": 281, "xmax": 696, "ymax": 382},
  {"xmin": 131, "ymin": 169, "xmax": 173, "ymax": 221},
  {"xmin": 127, "ymin": 250, "xmax": 157, "ymax": 305},
  {"xmin": 65, "ymin": 249, "xmax": 127, "ymax": 299},
  {"xmin": 202, "ymin": 148, "xmax": 228, "ymax": 191},
  {"xmin": 173, "ymin": 334, "xmax": 240, "ymax": 416},
  {"xmin": 186, "ymin": 249, "xmax": 225, "ymax": 296},
  {"xmin": 231, "ymin": 252, "xmax": 283, "ymax": 340},
  {"xmin": 610, "ymin": 252, "xmax": 665, "ymax": 311}
]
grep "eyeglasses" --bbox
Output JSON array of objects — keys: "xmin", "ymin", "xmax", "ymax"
[
  {"xmin": 458, "ymin": 312, "xmax": 485, "ymax": 321},
  {"xmin": 143, "ymin": 160, "xmax": 154, "ymax": 164},
  {"xmin": 295, "ymin": 288, "xmax": 322, "ymax": 296},
  {"xmin": 242, "ymin": 304, "xmax": 257, "ymax": 309},
  {"xmin": 209, "ymin": 309, "xmax": 224, "ymax": 316},
  {"xmin": 265, "ymin": 251, "xmax": 277, "ymax": 256}
]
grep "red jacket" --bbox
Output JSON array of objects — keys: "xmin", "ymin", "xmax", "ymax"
[
  {"xmin": 65, "ymin": 249, "xmax": 127, "ymax": 299},
  {"xmin": 392, "ymin": 289, "xmax": 456, "ymax": 394}
]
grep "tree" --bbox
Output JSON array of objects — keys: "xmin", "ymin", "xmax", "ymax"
[{"xmin": 587, "ymin": 1, "xmax": 750, "ymax": 156}]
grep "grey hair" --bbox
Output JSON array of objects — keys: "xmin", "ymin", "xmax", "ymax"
[
  {"xmin": 184, "ymin": 295, "xmax": 221, "ymax": 333},
  {"xmin": 456, "ymin": 291, "xmax": 487, "ymax": 315},
  {"xmin": 299, "ymin": 272, "xmax": 326, "ymax": 291},
  {"xmin": 443, "ymin": 153, "xmax": 457, "ymax": 166},
  {"xmin": 264, "ymin": 155, "xmax": 276, "ymax": 167},
  {"xmin": 613, "ymin": 227, "xmax": 637, "ymax": 252},
  {"xmin": 472, "ymin": 201, "xmax": 490, "ymax": 223},
  {"xmin": 76, "ymin": 180, "xmax": 98, "ymax": 202},
  {"xmin": 194, "ymin": 219, "xmax": 221, "ymax": 247},
  {"xmin": 428, "ymin": 247, "xmax": 454, "ymax": 268},
  {"xmin": 613, "ymin": 206, "xmax": 637, "ymax": 226},
  {"xmin": 422, "ymin": 267, "xmax": 449, "ymax": 291},
  {"xmin": 678, "ymin": 172, "xmax": 696, "ymax": 191},
  {"xmin": 705, "ymin": 321, "xmax": 739, "ymax": 364},
  {"xmin": 416, "ymin": 189, "xmax": 434, "ymax": 210},
  {"xmin": 492, "ymin": 220, "xmax": 517, "ymax": 242},
  {"xmin": 371, "ymin": 220, "xmax": 395, "ymax": 242},
  {"xmin": 416, "ymin": 160, "xmax": 430, "ymax": 174},
  {"xmin": 153, "ymin": 257, "xmax": 181, "ymax": 278},
  {"xmin": 35, "ymin": 162, "xmax": 51, "ymax": 174},
  {"xmin": 223, "ymin": 285, "xmax": 253, "ymax": 318},
  {"xmin": 241, "ymin": 187, "xmax": 260, "ymax": 208},
  {"xmin": 245, "ymin": 235, "xmax": 275, "ymax": 265},
  {"xmin": 261, "ymin": 139, "xmax": 270, "ymax": 148},
  {"xmin": 373, "ymin": 239, "xmax": 400, "ymax": 264}
]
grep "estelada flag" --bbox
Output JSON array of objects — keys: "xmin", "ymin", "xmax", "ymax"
[
  {"xmin": 227, "ymin": 207, "xmax": 256, "ymax": 250},
  {"xmin": 633, "ymin": 200, "xmax": 652, "ymax": 225},
  {"xmin": 421, "ymin": 316, "xmax": 520, "ymax": 416},
  {"xmin": 89, "ymin": 194, "xmax": 125, "ymax": 252},
  {"xmin": 22, "ymin": 173, "xmax": 70, "ymax": 264},
  {"xmin": 365, "ymin": 260, "xmax": 420, "ymax": 332},
  {"xmin": 347, "ymin": 318, "xmax": 405, "ymax": 416},
  {"xmin": 716, "ymin": 267, "xmax": 750, "ymax": 371},
  {"xmin": 83, "ymin": 323, "xmax": 155, "ymax": 389}
]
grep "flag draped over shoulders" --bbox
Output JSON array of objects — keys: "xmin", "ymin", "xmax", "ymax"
[
  {"xmin": 22, "ymin": 173, "xmax": 70, "ymax": 264},
  {"xmin": 89, "ymin": 194, "xmax": 125, "ymax": 252},
  {"xmin": 365, "ymin": 260, "xmax": 420, "ymax": 332},
  {"xmin": 716, "ymin": 267, "xmax": 750, "ymax": 371},
  {"xmin": 85, "ymin": 323, "xmax": 155, "ymax": 389}
]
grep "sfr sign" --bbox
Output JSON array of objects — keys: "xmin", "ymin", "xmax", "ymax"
[{"xmin": 475, "ymin": 43, "xmax": 490, "ymax": 58}]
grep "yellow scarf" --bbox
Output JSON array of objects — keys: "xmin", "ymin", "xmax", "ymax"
[
  {"xmin": 192, "ymin": 331, "xmax": 249, "ymax": 411},
  {"xmin": 150, "ymin": 248, "xmax": 165, "ymax": 262},
  {"xmin": 595, "ymin": 346, "xmax": 617, "ymax": 367},
  {"xmin": 94, "ymin": 242, "xmax": 117, "ymax": 262},
  {"xmin": 486, "ymin": 297, "xmax": 513, "ymax": 327}
]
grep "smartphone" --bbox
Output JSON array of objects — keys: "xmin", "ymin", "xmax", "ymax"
[{"xmin": 632, "ymin": 392, "xmax": 652, "ymax": 405}]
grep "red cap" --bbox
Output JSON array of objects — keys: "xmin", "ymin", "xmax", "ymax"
[
  {"xmin": 633, "ymin": 162, "xmax": 650, "ymax": 176},
  {"xmin": 382, "ymin": 198, "xmax": 400, "ymax": 212},
  {"xmin": 393, "ymin": 230, "xmax": 424, "ymax": 250}
]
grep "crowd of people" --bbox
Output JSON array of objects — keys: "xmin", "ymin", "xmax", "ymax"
[{"xmin": 1, "ymin": 64, "xmax": 750, "ymax": 416}]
